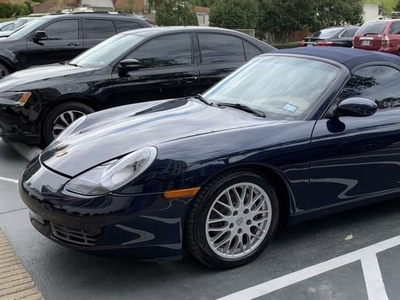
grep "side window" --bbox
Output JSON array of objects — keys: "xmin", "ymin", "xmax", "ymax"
[
  {"xmin": 115, "ymin": 20, "xmax": 141, "ymax": 32},
  {"xmin": 85, "ymin": 19, "xmax": 116, "ymax": 39},
  {"xmin": 346, "ymin": 28, "xmax": 358, "ymax": 37},
  {"xmin": 389, "ymin": 22, "xmax": 400, "ymax": 34},
  {"xmin": 42, "ymin": 20, "xmax": 79, "ymax": 40},
  {"xmin": 198, "ymin": 33, "xmax": 245, "ymax": 63},
  {"xmin": 342, "ymin": 66, "xmax": 400, "ymax": 110},
  {"xmin": 244, "ymin": 41, "xmax": 262, "ymax": 60},
  {"xmin": 128, "ymin": 34, "xmax": 192, "ymax": 68}
]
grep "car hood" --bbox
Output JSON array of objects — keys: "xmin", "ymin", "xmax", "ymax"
[
  {"xmin": 41, "ymin": 98, "xmax": 288, "ymax": 177},
  {"xmin": 0, "ymin": 64, "xmax": 95, "ymax": 92}
]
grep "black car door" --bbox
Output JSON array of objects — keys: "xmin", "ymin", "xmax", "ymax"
[
  {"xmin": 310, "ymin": 65, "xmax": 400, "ymax": 209},
  {"xmin": 196, "ymin": 32, "xmax": 263, "ymax": 93},
  {"xmin": 26, "ymin": 19, "xmax": 83, "ymax": 66},
  {"xmin": 109, "ymin": 33, "xmax": 200, "ymax": 108}
]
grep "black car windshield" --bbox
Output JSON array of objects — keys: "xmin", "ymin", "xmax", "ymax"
[
  {"xmin": 312, "ymin": 28, "xmax": 343, "ymax": 38},
  {"xmin": 69, "ymin": 33, "xmax": 146, "ymax": 68},
  {"xmin": 203, "ymin": 56, "xmax": 341, "ymax": 119},
  {"xmin": 9, "ymin": 17, "xmax": 48, "ymax": 39}
]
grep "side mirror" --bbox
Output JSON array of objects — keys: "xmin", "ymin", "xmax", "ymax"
[
  {"xmin": 119, "ymin": 59, "xmax": 140, "ymax": 71},
  {"xmin": 32, "ymin": 30, "xmax": 48, "ymax": 42},
  {"xmin": 337, "ymin": 97, "xmax": 377, "ymax": 117}
]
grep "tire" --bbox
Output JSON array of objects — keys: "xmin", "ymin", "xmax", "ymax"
[
  {"xmin": 185, "ymin": 169, "xmax": 279, "ymax": 269},
  {"xmin": 0, "ymin": 62, "xmax": 10, "ymax": 79},
  {"xmin": 42, "ymin": 102, "xmax": 94, "ymax": 146}
]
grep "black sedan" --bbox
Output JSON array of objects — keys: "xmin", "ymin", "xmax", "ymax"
[
  {"xmin": 300, "ymin": 26, "xmax": 359, "ymax": 47},
  {"xmin": 0, "ymin": 27, "xmax": 274, "ymax": 146},
  {"xmin": 20, "ymin": 47, "xmax": 400, "ymax": 269}
]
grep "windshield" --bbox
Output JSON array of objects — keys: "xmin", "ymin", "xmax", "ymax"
[
  {"xmin": 9, "ymin": 17, "xmax": 48, "ymax": 39},
  {"xmin": 357, "ymin": 22, "xmax": 388, "ymax": 35},
  {"xmin": 69, "ymin": 33, "xmax": 146, "ymax": 68},
  {"xmin": 203, "ymin": 56, "xmax": 341, "ymax": 119},
  {"xmin": 312, "ymin": 28, "xmax": 342, "ymax": 38}
]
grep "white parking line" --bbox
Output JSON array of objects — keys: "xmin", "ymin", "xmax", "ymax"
[
  {"xmin": 0, "ymin": 176, "xmax": 18, "ymax": 184},
  {"xmin": 361, "ymin": 253, "xmax": 388, "ymax": 300},
  {"xmin": 217, "ymin": 235, "xmax": 400, "ymax": 300}
]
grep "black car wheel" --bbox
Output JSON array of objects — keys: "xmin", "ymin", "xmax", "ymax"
[
  {"xmin": 0, "ymin": 62, "xmax": 10, "ymax": 78},
  {"xmin": 43, "ymin": 102, "xmax": 94, "ymax": 145},
  {"xmin": 185, "ymin": 169, "xmax": 279, "ymax": 269}
]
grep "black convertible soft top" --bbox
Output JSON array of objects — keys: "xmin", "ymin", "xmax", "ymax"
[{"xmin": 277, "ymin": 47, "xmax": 400, "ymax": 72}]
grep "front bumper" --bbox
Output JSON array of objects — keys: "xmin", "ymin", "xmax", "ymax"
[
  {"xmin": 0, "ymin": 103, "xmax": 41, "ymax": 144},
  {"xmin": 19, "ymin": 156, "xmax": 192, "ymax": 261}
]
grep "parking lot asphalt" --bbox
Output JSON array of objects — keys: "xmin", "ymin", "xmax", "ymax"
[{"xmin": 2, "ymin": 137, "xmax": 400, "ymax": 300}]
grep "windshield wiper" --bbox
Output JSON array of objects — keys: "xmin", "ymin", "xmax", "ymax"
[
  {"xmin": 67, "ymin": 62, "xmax": 81, "ymax": 67},
  {"xmin": 216, "ymin": 102, "xmax": 266, "ymax": 118},
  {"xmin": 363, "ymin": 32, "xmax": 379, "ymax": 36},
  {"xmin": 192, "ymin": 94, "xmax": 211, "ymax": 106}
]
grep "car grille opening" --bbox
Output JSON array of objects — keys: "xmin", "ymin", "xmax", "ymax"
[{"xmin": 50, "ymin": 223, "xmax": 96, "ymax": 246}]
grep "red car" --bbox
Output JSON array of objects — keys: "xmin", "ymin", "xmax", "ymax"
[{"xmin": 353, "ymin": 19, "xmax": 400, "ymax": 55}]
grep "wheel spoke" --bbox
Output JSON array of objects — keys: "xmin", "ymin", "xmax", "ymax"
[
  {"xmin": 240, "ymin": 184, "xmax": 248, "ymax": 205},
  {"xmin": 216, "ymin": 199, "xmax": 233, "ymax": 210},
  {"xmin": 230, "ymin": 237, "xmax": 241, "ymax": 256},
  {"xmin": 210, "ymin": 229, "xmax": 229, "ymax": 243},
  {"xmin": 251, "ymin": 196, "xmax": 267, "ymax": 212},
  {"xmin": 53, "ymin": 124, "xmax": 67, "ymax": 132},
  {"xmin": 225, "ymin": 191, "xmax": 234, "ymax": 208},
  {"xmin": 213, "ymin": 234, "xmax": 231, "ymax": 249},
  {"xmin": 208, "ymin": 217, "xmax": 226, "ymax": 224},
  {"xmin": 253, "ymin": 215, "xmax": 269, "ymax": 223},
  {"xmin": 212, "ymin": 208, "xmax": 228, "ymax": 218}
]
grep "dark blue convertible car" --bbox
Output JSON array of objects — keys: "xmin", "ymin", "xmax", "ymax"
[{"xmin": 19, "ymin": 47, "xmax": 400, "ymax": 269}]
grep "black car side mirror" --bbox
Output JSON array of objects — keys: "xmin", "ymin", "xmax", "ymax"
[
  {"xmin": 336, "ymin": 97, "xmax": 377, "ymax": 117},
  {"xmin": 32, "ymin": 30, "xmax": 48, "ymax": 42},
  {"xmin": 119, "ymin": 59, "xmax": 140, "ymax": 71}
]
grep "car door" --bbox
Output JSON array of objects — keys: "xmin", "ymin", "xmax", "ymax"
[
  {"xmin": 26, "ymin": 18, "xmax": 83, "ymax": 66},
  {"xmin": 310, "ymin": 65, "xmax": 400, "ymax": 209},
  {"xmin": 387, "ymin": 21, "xmax": 400, "ymax": 52},
  {"xmin": 109, "ymin": 33, "xmax": 200, "ymax": 107},
  {"xmin": 196, "ymin": 33, "xmax": 261, "ymax": 93},
  {"xmin": 82, "ymin": 18, "xmax": 117, "ymax": 51}
]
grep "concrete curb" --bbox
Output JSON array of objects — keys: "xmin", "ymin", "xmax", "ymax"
[
  {"xmin": 0, "ymin": 229, "xmax": 44, "ymax": 300},
  {"xmin": 8, "ymin": 143, "xmax": 42, "ymax": 162}
]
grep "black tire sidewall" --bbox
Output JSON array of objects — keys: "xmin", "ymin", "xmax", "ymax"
[{"xmin": 189, "ymin": 170, "xmax": 279, "ymax": 269}]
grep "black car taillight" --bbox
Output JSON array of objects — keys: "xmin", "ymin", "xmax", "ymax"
[{"xmin": 316, "ymin": 41, "xmax": 333, "ymax": 46}]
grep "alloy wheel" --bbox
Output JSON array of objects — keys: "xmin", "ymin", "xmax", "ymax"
[
  {"xmin": 52, "ymin": 110, "xmax": 85, "ymax": 139},
  {"xmin": 205, "ymin": 182, "xmax": 272, "ymax": 259}
]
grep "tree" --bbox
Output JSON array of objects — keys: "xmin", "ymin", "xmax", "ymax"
[
  {"xmin": 395, "ymin": 0, "xmax": 400, "ymax": 11},
  {"xmin": 364, "ymin": 0, "xmax": 397, "ymax": 13},
  {"xmin": 191, "ymin": 0, "xmax": 216, "ymax": 7},
  {"xmin": 257, "ymin": 0, "xmax": 316, "ymax": 44},
  {"xmin": 149, "ymin": 0, "xmax": 199, "ymax": 26},
  {"xmin": 209, "ymin": 0, "xmax": 258, "ymax": 29},
  {"xmin": 312, "ymin": 0, "xmax": 364, "ymax": 31}
]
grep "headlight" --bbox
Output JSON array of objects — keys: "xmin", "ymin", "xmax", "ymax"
[
  {"xmin": 65, "ymin": 147, "xmax": 157, "ymax": 196},
  {"xmin": 0, "ymin": 92, "xmax": 32, "ymax": 106}
]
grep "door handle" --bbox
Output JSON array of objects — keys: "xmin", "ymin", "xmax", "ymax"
[
  {"xmin": 183, "ymin": 76, "xmax": 198, "ymax": 82},
  {"xmin": 67, "ymin": 43, "xmax": 80, "ymax": 46}
]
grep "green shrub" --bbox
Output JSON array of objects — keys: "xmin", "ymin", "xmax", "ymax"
[
  {"xmin": 0, "ymin": 3, "xmax": 14, "ymax": 18},
  {"xmin": 271, "ymin": 42, "xmax": 301, "ymax": 49}
]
